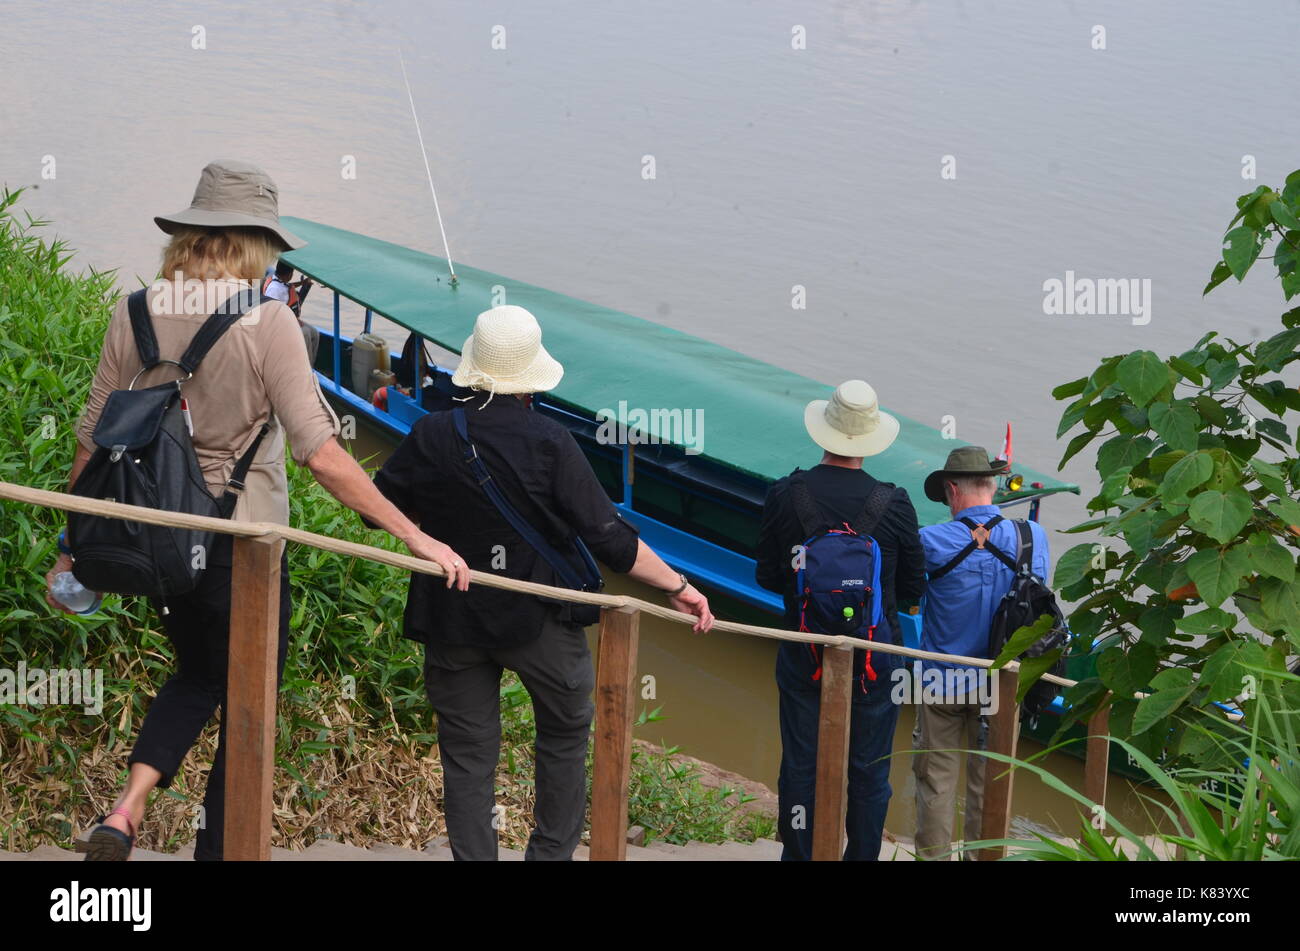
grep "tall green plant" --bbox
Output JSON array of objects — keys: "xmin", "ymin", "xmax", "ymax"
[{"xmin": 1048, "ymin": 173, "xmax": 1300, "ymax": 766}]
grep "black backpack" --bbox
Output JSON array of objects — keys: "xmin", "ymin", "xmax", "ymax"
[
  {"xmin": 928, "ymin": 516, "xmax": 1069, "ymax": 720},
  {"xmin": 68, "ymin": 287, "xmax": 270, "ymax": 602}
]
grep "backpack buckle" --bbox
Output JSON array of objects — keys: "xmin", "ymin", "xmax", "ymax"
[{"xmin": 109, "ymin": 444, "xmax": 126, "ymax": 463}]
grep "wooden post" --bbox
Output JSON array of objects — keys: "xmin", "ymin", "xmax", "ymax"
[
  {"xmin": 1083, "ymin": 700, "xmax": 1111, "ymax": 831},
  {"xmin": 977, "ymin": 665, "xmax": 1021, "ymax": 861},
  {"xmin": 224, "ymin": 535, "xmax": 282, "ymax": 861},
  {"xmin": 811, "ymin": 643, "xmax": 854, "ymax": 861},
  {"xmin": 589, "ymin": 605, "xmax": 640, "ymax": 861}
]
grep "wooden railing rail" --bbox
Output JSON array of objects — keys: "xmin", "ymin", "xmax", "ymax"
[{"xmin": 2, "ymin": 480, "xmax": 1119, "ymax": 861}]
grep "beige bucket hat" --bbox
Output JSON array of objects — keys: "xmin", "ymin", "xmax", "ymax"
[
  {"xmin": 804, "ymin": 380, "xmax": 899, "ymax": 458},
  {"xmin": 154, "ymin": 159, "xmax": 305, "ymax": 251},
  {"xmin": 452, "ymin": 305, "xmax": 564, "ymax": 395}
]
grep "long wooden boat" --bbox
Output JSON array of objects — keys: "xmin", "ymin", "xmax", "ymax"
[{"xmin": 278, "ymin": 218, "xmax": 1143, "ymax": 777}]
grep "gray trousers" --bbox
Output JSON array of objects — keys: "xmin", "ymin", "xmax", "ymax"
[{"xmin": 423, "ymin": 614, "xmax": 595, "ymax": 860}]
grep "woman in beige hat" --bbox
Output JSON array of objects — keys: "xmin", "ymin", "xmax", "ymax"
[
  {"xmin": 369, "ymin": 304, "xmax": 714, "ymax": 860},
  {"xmin": 45, "ymin": 160, "xmax": 469, "ymax": 861}
]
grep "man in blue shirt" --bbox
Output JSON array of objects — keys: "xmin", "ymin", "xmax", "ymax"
[{"xmin": 913, "ymin": 446, "xmax": 1049, "ymax": 859}]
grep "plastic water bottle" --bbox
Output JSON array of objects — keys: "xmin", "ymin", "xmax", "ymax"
[{"xmin": 51, "ymin": 571, "xmax": 103, "ymax": 615}]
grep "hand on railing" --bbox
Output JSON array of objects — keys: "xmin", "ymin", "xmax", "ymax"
[
  {"xmin": 404, "ymin": 532, "xmax": 470, "ymax": 591},
  {"xmin": 670, "ymin": 584, "xmax": 714, "ymax": 633}
]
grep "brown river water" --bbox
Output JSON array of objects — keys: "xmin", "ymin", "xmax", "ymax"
[{"xmin": 7, "ymin": 0, "xmax": 1292, "ymax": 840}]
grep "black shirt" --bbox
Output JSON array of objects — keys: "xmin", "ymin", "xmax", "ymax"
[
  {"xmin": 755, "ymin": 464, "xmax": 926, "ymax": 645},
  {"xmin": 369, "ymin": 392, "xmax": 640, "ymax": 647}
]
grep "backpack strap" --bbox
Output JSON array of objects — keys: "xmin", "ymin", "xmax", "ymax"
[
  {"xmin": 788, "ymin": 472, "xmax": 829, "ymax": 538},
  {"xmin": 125, "ymin": 287, "xmax": 269, "ymax": 376},
  {"xmin": 849, "ymin": 483, "xmax": 899, "ymax": 537},
  {"xmin": 213, "ymin": 422, "xmax": 271, "ymax": 518},
  {"xmin": 1011, "ymin": 518, "xmax": 1034, "ymax": 572},
  {"xmin": 177, "ymin": 289, "xmax": 267, "ymax": 374},
  {"xmin": 452, "ymin": 407, "xmax": 600, "ymax": 591},
  {"xmin": 928, "ymin": 514, "xmax": 1018, "ymax": 580},
  {"xmin": 126, "ymin": 289, "xmax": 161, "ymax": 369}
]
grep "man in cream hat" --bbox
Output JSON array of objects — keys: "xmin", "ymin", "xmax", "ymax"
[
  {"xmin": 756, "ymin": 380, "xmax": 925, "ymax": 860},
  {"xmin": 370, "ymin": 305, "xmax": 714, "ymax": 861}
]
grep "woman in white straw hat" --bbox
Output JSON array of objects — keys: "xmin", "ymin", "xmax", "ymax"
[
  {"xmin": 48, "ymin": 159, "xmax": 469, "ymax": 861},
  {"xmin": 369, "ymin": 304, "xmax": 714, "ymax": 860},
  {"xmin": 755, "ymin": 379, "xmax": 926, "ymax": 861}
]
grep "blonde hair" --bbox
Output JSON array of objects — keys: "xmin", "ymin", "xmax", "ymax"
[{"xmin": 160, "ymin": 226, "xmax": 280, "ymax": 282}]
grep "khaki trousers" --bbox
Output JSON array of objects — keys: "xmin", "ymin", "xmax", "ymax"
[{"xmin": 912, "ymin": 699, "xmax": 988, "ymax": 860}]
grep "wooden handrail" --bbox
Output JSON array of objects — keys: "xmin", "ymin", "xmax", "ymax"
[{"xmin": 0, "ymin": 479, "xmax": 1141, "ymax": 862}]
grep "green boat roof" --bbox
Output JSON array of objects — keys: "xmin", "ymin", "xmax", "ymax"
[{"xmin": 281, "ymin": 216, "xmax": 1078, "ymax": 526}]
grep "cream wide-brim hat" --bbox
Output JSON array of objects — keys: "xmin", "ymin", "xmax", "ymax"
[
  {"xmin": 804, "ymin": 380, "xmax": 900, "ymax": 458},
  {"xmin": 451, "ymin": 305, "xmax": 564, "ymax": 395}
]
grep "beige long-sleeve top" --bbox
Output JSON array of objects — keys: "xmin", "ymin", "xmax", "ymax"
[{"xmin": 75, "ymin": 279, "xmax": 340, "ymax": 525}]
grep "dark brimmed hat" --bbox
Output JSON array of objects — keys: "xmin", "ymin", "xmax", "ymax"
[
  {"xmin": 924, "ymin": 445, "xmax": 1008, "ymax": 503},
  {"xmin": 154, "ymin": 159, "xmax": 304, "ymax": 251}
]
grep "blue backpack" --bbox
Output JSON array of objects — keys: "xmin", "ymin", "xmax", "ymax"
[{"xmin": 789, "ymin": 475, "xmax": 898, "ymax": 693}]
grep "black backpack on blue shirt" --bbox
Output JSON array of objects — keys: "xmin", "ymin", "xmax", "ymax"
[{"xmin": 928, "ymin": 515, "xmax": 1069, "ymax": 719}]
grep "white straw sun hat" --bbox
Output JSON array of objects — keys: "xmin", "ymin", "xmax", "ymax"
[
  {"xmin": 452, "ymin": 305, "xmax": 564, "ymax": 395},
  {"xmin": 804, "ymin": 380, "xmax": 899, "ymax": 458}
]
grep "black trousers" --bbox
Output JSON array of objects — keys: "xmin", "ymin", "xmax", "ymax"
[
  {"xmin": 129, "ymin": 539, "xmax": 291, "ymax": 861},
  {"xmin": 423, "ymin": 614, "xmax": 595, "ymax": 860}
]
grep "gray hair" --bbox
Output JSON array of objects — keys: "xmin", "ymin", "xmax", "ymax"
[{"xmin": 949, "ymin": 475, "xmax": 996, "ymax": 495}]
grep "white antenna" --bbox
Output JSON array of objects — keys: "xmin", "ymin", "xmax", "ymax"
[{"xmin": 398, "ymin": 49, "xmax": 457, "ymax": 285}]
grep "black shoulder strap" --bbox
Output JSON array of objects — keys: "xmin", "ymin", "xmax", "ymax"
[
  {"xmin": 126, "ymin": 287, "xmax": 268, "ymax": 375},
  {"xmin": 451, "ymin": 407, "xmax": 600, "ymax": 590},
  {"xmin": 928, "ymin": 514, "xmax": 1017, "ymax": 580},
  {"xmin": 177, "ymin": 289, "xmax": 267, "ymax": 374},
  {"xmin": 126, "ymin": 289, "xmax": 161, "ymax": 368},
  {"xmin": 1012, "ymin": 518, "xmax": 1034, "ymax": 571},
  {"xmin": 213, "ymin": 422, "xmax": 271, "ymax": 519},
  {"xmin": 788, "ymin": 472, "xmax": 828, "ymax": 538},
  {"xmin": 849, "ymin": 483, "xmax": 899, "ymax": 538}
]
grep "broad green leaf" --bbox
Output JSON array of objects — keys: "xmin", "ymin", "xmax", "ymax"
[
  {"xmin": 1254, "ymin": 327, "xmax": 1300, "ymax": 371},
  {"xmin": 1137, "ymin": 604, "xmax": 1177, "ymax": 646},
  {"xmin": 1116, "ymin": 350, "xmax": 1168, "ymax": 407},
  {"xmin": 1202, "ymin": 260, "xmax": 1232, "ymax": 296},
  {"xmin": 1260, "ymin": 577, "xmax": 1300, "ymax": 634},
  {"xmin": 1014, "ymin": 649, "xmax": 1064, "ymax": 705},
  {"xmin": 1271, "ymin": 200, "xmax": 1300, "ymax": 230},
  {"xmin": 1193, "ymin": 395, "xmax": 1228, "ymax": 427},
  {"xmin": 1051, "ymin": 377, "xmax": 1088, "ymax": 400},
  {"xmin": 1058, "ymin": 429, "xmax": 1098, "ymax": 467},
  {"xmin": 1161, "ymin": 450, "xmax": 1213, "ymax": 501},
  {"xmin": 1186, "ymin": 488, "xmax": 1253, "ymax": 543},
  {"xmin": 1267, "ymin": 496, "xmax": 1300, "ymax": 526},
  {"xmin": 1250, "ymin": 456, "xmax": 1289, "ymax": 496},
  {"xmin": 1245, "ymin": 535, "xmax": 1295, "ymax": 582},
  {"xmin": 1096, "ymin": 434, "xmax": 1154, "ymax": 478},
  {"xmin": 1148, "ymin": 400, "xmax": 1199, "ymax": 452},
  {"xmin": 1119, "ymin": 507, "xmax": 1162, "ymax": 559},
  {"xmin": 1096, "ymin": 641, "xmax": 1157, "ymax": 698},
  {"xmin": 1132, "ymin": 685, "xmax": 1193, "ymax": 734},
  {"xmin": 1222, "ymin": 225, "xmax": 1264, "ymax": 280},
  {"xmin": 1185, "ymin": 547, "xmax": 1247, "ymax": 607},
  {"xmin": 1175, "ymin": 608, "xmax": 1235, "ymax": 635},
  {"xmin": 1149, "ymin": 666, "xmax": 1193, "ymax": 691},
  {"xmin": 1053, "ymin": 543, "xmax": 1100, "ymax": 589}
]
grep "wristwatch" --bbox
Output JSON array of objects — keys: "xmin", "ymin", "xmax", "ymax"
[{"xmin": 665, "ymin": 572, "xmax": 689, "ymax": 596}]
